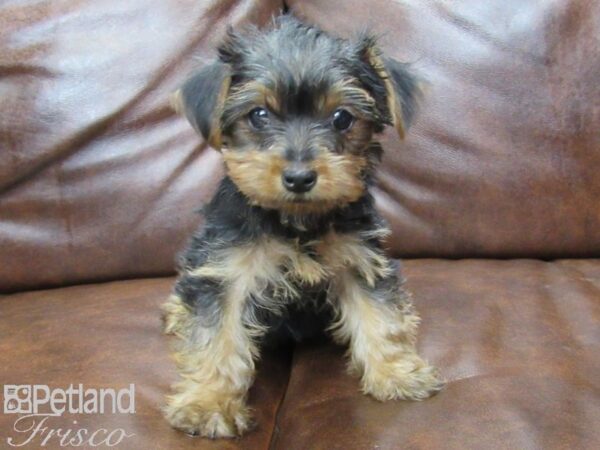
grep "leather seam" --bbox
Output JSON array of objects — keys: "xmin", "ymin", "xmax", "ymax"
[{"xmin": 267, "ymin": 345, "xmax": 295, "ymax": 450}]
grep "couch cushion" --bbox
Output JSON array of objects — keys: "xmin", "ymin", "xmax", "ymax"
[
  {"xmin": 289, "ymin": 0, "xmax": 600, "ymax": 259},
  {"xmin": 0, "ymin": 277, "xmax": 291, "ymax": 450},
  {"xmin": 1, "ymin": 260, "xmax": 598, "ymax": 449},
  {"xmin": 271, "ymin": 259, "xmax": 600, "ymax": 450}
]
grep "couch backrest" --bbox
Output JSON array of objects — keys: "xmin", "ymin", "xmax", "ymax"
[
  {"xmin": 1, "ymin": 0, "xmax": 598, "ymax": 292},
  {"xmin": 0, "ymin": 0, "xmax": 282, "ymax": 292},
  {"xmin": 290, "ymin": 0, "xmax": 600, "ymax": 259}
]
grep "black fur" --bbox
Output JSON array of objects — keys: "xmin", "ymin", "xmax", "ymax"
[
  {"xmin": 383, "ymin": 57, "xmax": 420, "ymax": 128},
  {"xmin": 179, "ymin": 62, "xmax": 228, "ymax": 138},
  {"xmin": 182, "ymin": 16, "xmax": 419, "ymax": 160},
  {"xmin": 173, "ymin": 15, "xmax": 418, "ymax": 345},
  {"xmin": 176, "ymin": 176, "xmax": 389, "ymax": 344}
]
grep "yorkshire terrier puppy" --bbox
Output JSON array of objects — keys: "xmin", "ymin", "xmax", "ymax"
[{"xmin": 162, "ymin": 16, "xmax": 443, "ymax": 438}]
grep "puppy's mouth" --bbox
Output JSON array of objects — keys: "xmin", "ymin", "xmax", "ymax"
[
  {"xmin": 283, "ymin": 189, "xmax": 329, "ymax": 205},
  {"xmin": 247, "ymin": 188, "xmax": 349, "ymax": 216},
  {"xmin": 287, "ymin": 194, "xmax": 311, "ymax": 203}
]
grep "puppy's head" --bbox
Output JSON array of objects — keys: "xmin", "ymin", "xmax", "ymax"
[{"xmin": 174, "ymin": 16, "xmax": 421, "ymax": 215}]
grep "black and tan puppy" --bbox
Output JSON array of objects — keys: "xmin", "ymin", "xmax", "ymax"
[{"xmin": 162, "ymin": 16, "xmax": 443, "ymax": 438}]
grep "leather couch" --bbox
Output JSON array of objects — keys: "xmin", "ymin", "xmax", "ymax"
[{"xmin": 1, "ymin": 1, "xmax": 598, "ymax": 449}]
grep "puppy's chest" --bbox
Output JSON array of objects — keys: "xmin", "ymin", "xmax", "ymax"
[
  {"xmin": 254, "ymin": 230, "xmax": 388, "ymax": 302},
  {"xmin": 204, "ymin": 230, "xmax": 382, "ymax": 301},
  {"xmin": 273, "ymin": 237, "xmax": 335, "ymax": 288}
]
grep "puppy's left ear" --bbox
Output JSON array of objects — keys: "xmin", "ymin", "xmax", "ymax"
[
  {"xmin": 380, "ymin": 57, "xmax": 421, "ymax": 139},
  {"xmin": 171, "ymin": 62, "xmax": 231, "ymax": 150},
  {"xmin": 359, "ymin": 42, "xmax": 421, "ymax": 139}
]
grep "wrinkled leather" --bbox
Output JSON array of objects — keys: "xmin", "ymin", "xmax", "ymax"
[
  {"xmin": 1, "ymin": 260, "xmax": 599, "ymax": 449},
  {"xmin": 0, "ymin": 0, "xmax": 283, "ymax": 292},
  {"xmin": 289, "ymin": 0, "xmax": 600, "ymax": 259},
  {"xmin": 1, "ymin": 1, "xmax": 599, "ymax": 449},
  {"xmin": 272, "ymin": 259, "xmax": 600, "ymax": 450},
  {"xmin": 2, "ymin": 0, "xmax": 599, "ymax": 292},
  {"xmin": 0, "ymin": 277, "xmax": 292, "ymax": 450}
]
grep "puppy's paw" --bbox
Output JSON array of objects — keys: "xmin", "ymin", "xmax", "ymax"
[
  {"xmin": 361, "ymin": 355, "xmax": 444, "ymax": 401},
  {"xmin": 164, "ymin": 393, "xmax": 252, "ymax": 438},
  {"xmin": 161, "ymin": 295, "xmax": 192, "ymax": 337}
]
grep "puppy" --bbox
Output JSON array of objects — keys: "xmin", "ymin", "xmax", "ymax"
[{"xmin": 162, "ymin": 16, "xmax": 443, "ymax": 438}]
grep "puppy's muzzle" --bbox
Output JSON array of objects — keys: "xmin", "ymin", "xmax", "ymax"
[{"xmin": 282, "ymin": 168, "xmax": 318, "ymax": 193}]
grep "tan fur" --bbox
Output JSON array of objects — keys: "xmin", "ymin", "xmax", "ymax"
[
  {"xmin": 219, "ymin": 76, "xmax": 377, "ymax": 216},
  {"xmin": 364, "ymin": 46, "xmax": 406, "ymax": 139},
  {"xmin": 322, "ymin": 80, "xmax": 376, "ymax": 117},
  {"xmin": 315, "ymin": 229, "xmax": 442, "ymax": 400},
  {"xmin": 311, "ymin": 151, "xmax": 368, "ymax": 203},
  {"xmin": 229, "ymin": 81, "xmax": 280, "ymax": 109},
  {"xmin": 207, "ymin": 73, "xmax": 231, "ymax": 149},
  {"xmin": 328, "ymin": 269, "xmax": 443, "ymax": 401},
  {"xmin": 161, "ymin": 294, "xmax": 194, "ymax": 339},
  {"xmin": 165, "ymin": 230, "xmax": 441, "ymax": 437},
  {"xmin": 315, "ymin": 229, "xmax": 393, "ymax": 287},
  {"xmin": 222, "ymin": 148, "xmax": 368, "ymax": 215},
  {"xmin": 164, "ymin": 255, "xmax": 258, "ymax": 437},
  {"xmin": 165, "ymin": 236, "xmax": 328, "ymax": 437},
  {"xmin": 169, "ymin": 89, "xmax": 185, "ymax": 116}
]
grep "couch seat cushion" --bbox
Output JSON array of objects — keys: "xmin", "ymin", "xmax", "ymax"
[
  {"xmin": 272, "ymin": 259, "xmax": 600, "ymax": 450},
  {"xmin": 0, "ymin": 278, "xmax": 290, "ymax": 450},
  {"xmin": 1, "ymin": 259, "xmax": 599, "ymax": 449}
]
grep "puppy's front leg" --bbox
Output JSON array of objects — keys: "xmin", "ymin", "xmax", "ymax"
[
  {"xmin": 163, "ymin": 263, "xmax": 263, "ymax": 438},
  {"xmin": 330, "ymin": 256, "xmax": 444, "ymax": 401}
]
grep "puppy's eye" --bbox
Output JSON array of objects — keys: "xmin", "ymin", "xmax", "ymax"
[
  {"xmin": 332, "ymin": 109, "xmax": 354, "ymax": 131},
  {"xmin": 248, "ymin": 107, "xmax": 269, "ymax": 130}
]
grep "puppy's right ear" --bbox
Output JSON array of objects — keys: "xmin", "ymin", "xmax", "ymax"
[{"xmin": 171, "ymin": 62, "xmax": 231, "ymax": 150}]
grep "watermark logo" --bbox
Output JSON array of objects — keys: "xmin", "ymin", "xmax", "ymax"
[
  {"xmin": 3, "ymin": 384, "xmax": 136, "ymax": 447},
  {"xmin": 4, "ymin": 386, "xmax": 32, "ymax": 414}
]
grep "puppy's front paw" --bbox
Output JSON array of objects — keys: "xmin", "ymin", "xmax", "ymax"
[
  {"xmin": 362, "ymin": 355, "xmax": 444, "ymax": 401},
  {"xmin": 164, "ymin": 392, "xmax": 252, "ymax": 438},
  {"xmin": 161, "ymin": 295, "xmax": 192, "ymax": 337}
]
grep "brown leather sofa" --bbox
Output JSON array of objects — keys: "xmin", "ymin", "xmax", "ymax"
[{"xmin": 1, "ymin": 1, "xmax": 599, "ymax": 449}]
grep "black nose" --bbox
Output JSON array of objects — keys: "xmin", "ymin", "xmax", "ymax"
[{"xmin": 282, "ymin": 169, "xmax": 317, "ymax": 193}]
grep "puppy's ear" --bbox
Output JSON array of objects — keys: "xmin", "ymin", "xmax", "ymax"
[
  {"xmin": 358, "ymin": 39, "xmax": 421, "ymax": 139},
  {"xmin": 171, "ymin": 62, "xmax": 231, "ymax": 149},
  {"xmin": 380, "ymin": 57, "xmax": 421, "ymax": 139}
]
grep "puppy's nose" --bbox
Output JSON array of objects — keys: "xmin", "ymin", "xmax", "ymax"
[{"xmin": 282, "ymin": 169, "xmax": 317, "ymax": 193}]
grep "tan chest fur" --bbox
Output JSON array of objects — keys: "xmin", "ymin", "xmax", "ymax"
[{"xmin": 188, "ymin": 229, "xmax": 391, "ymax": 304}]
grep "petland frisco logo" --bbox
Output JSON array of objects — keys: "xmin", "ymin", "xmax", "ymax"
[{"xmin": 3, "ymin": 384, "xmax": 135, "ymax": 447}]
